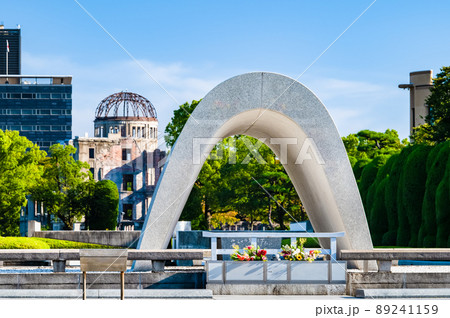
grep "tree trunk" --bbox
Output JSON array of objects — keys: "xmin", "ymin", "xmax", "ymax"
[
  {"xmin": 267, "ymin": 195, "xmax": 274, "ymax": 230},
  {"xmin": 204, "ymin": 196, "xmax": 212, "ymax": 230},
  {"xmin": 277, "ymin": 205, "xmax": 285, "ymax": 230}
]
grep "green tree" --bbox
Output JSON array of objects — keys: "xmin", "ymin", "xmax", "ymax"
[
  {"xmin": 343, "ymin": 129, "xmax": 408, "ymax": 164},
  {"xmin": 32, "ymin": 144, "xmax": 90, "ymax": 230},
  {"xmin": 0, "ymin": 130, "xmax": 45, "ymax": 236},
  {"xmin": 164, "ymin": 100, "xmax": 201, "ymax": 149},
  {"xmin": 417, "ymin": 66, "xmax": 450, "ymax": 144},
  {"xmin": 86, "ymin": 180, "xmax": 119, "ymax": 230}
]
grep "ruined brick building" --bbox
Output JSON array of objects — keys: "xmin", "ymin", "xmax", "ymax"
[{"xmin": 73, "ymin": 91, "xmax": 165, "ymax": 230}]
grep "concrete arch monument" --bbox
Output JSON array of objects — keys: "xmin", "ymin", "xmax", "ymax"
[{"xmin": 135, "ymin": 72, "xmax": 373, "ymax": 270}]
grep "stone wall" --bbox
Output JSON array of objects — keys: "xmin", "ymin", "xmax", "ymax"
[
  {"xmin": 0, "ymin": 271, "xmax": 205, "ymax": 289},
  {"xmin": 33, "ymin": 231, "xmax": 141, "ymax": 248},
  {"xmin": 347, "ymin": 271, "xmax": 450, "ymax": 296}
]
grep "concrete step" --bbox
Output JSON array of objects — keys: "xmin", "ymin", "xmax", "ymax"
[
  {"xmin": 356, "ymin": 288, "xmax": 450, "ymax": 299},
  {"xmin": 0, "ymin": 289, "xmax": 213, "ymax": 299}
]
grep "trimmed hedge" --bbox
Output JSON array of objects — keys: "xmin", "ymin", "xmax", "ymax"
[
  {"xmin": 418, "ymin": 142, "xmax": 450, "ymax": 247},
  {"xmin": 436, "ymin": 153, "xmax": 450, "ymax": 247},
  {"xmin": 395, "ymin": 146, "xmax": 416, "ymax": 247},
  {"xmin": 367, "ymin": 156, "xmax": 395, "ymax": 245},
  {"xmin": 359, "ymin": 156, "xmax": 388, "ymax": 217},
  {"xmin": 402, "ymin": 145, "xmax": 431, "ymax": 247},
  {"xmin": 358, "ymin": 142, "xmax": 450, "ymax": 248},
  {"xmin": 382, "ymin": 154, "xmax": 399, "ymax": 246},
  {"xmin": 0, "ymin": 237, "xmax": 116, "ymax": 249}
]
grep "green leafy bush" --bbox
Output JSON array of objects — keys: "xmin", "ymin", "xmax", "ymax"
[{"xmin": 87, "ymin": 180, "xmax": 119, "ymax": 230}]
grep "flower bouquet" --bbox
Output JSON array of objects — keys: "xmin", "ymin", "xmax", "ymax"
[
  {"xmin": 231, "ymin": 244, "xmax": 267, "ymax": 261},
  {"xmin": 279, "ymin": 238, "xmax": 322, "ymax": 262}
]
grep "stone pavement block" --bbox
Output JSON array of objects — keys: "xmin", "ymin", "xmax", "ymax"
[
  {"xmin": 0, "ymin": 289, "xmax": 212, "ymax": 299},
  {"xmin": 356, "ymin": 288, "xmax": 450, "ymax": 298}
]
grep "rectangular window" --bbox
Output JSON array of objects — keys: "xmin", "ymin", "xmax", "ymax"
[
  {"xmin": 40, "ymin": 94, "xmax": 50, "ymax": 99},
  {"xmin": 22, "ymin": 93, "xmax": 33, "ymax": 99},
  {"xmin": 122, "ymin": 148, "xmax": 131, "ymax": 161},
  {"xmin": 89, "ymin": 148, "xmax": 95, "ymax": 159},
  {"xmin": 10, "ymin": 126, "xmax": 20, "ymax": 130},
  {"xmin": 51, "ymin": 110, "xmax": 61, "ymax": 115},
  {"xmin": 10, "ymin": 93, "xmax": 21, "ymax": 98},
  {"xmin": 51, "ymin": 94, "xmax": 62, "ymax": 99},
  {"xmin": 89, "ymin": 168, "xmax": 95, "ymax": 177},
  {"xmin": 40, "ymin": 109, "xmax": 51, "ymax": 115},
  {"xmin": 22, "ymin": 109, "xmax": 33, "ymax": 115},
  {"xmin": 22, "ymin": 126, "xmax": 33, "ymax": 131},
  {"xmin": 122, "ymin": 204, "xmax": 133, "ymax": 220},
  {"xmin": 123, "ymin": 174, "xmax": 134, "ymax": 191},
  {"xmin": 10, "ymin": 110, "xmax": 21, "ymax": 115},
  {"xmin": 39, "ymin": 126, "xmax": 50, "ymax": 131}
]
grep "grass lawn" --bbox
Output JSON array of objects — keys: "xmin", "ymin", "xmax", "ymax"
[{"xmin": 0, "ymin": 236, "xmax": 117, "ymax": 249}]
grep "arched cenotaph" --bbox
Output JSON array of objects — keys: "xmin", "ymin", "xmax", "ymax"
[{"xmin": 134, "ymin": 72, "xmax": 373, "ymax": 270}]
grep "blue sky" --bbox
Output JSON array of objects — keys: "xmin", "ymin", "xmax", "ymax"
[{"xmin": 3, "ymin": 1, "xmax": 450, "ymax": 146}]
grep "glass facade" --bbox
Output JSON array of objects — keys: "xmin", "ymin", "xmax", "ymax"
[
  {"xmin": 0, "ymin": 78, "xmax": 72, "ymax": 153},
  {"xmin": 0, "ymin": 28, "xmax": 21, "ymax": 75}
]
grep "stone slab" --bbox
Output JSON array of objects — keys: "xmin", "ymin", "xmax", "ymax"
[
  {"xmin": 356, "ymin": 288, "xmax": 450, "ymax": 298},
  {"xmin": 0, "ymin": 271, "xmax": 205, "ymax": 289},
  {"xmin": 0, "ymin": 289, "xmax": 213, "ymax": 299},
  {"xmin": 33, "ymin": 231, "xmax": 141, "ymax": 248},
  {"xmin": 207, "ymin": 283, "xmax": 346, "ymax": 295},
  {"xmin": 341, "ymin": 249, "xmax": 450, "ymax": 261}
]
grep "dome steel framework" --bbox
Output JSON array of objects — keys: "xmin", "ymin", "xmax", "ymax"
[{"xmin": 95, "ymin": 91, "xmax": 157, "ymax": 119}]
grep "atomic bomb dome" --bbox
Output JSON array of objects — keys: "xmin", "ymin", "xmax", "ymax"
[
  {"xmin": 95, "ymin": 91, "xmax": 157, "ymax": 119},
  {"xmin": 93, "ymin": 91, "xmax": 158, "ymax": 140},
  {"xmin": 74, "ymin": 90, "xmax": 164, "ymax": 230}
]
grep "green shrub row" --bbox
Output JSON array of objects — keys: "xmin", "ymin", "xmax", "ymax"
[
  {"xmin": 0, "ymin": 237, "xmax": 117, "ymax": 249},
  {"xmin": 358, "ymin": 141, "xmax": 450, "ymax": 247}
]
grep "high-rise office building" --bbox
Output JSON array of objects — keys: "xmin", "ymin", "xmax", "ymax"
[
  {"xmin": 0, "ymin": 24, "xmax": 21, "ymax": 75},
  {"xmin": 399, "ymin": 70, "xmax": 433, "ymax": 135},
  {"xmin": 0, "ymin": 75, "xmax": 72, "ymax": 153},
  {"xmin": 0, "ymin": 24, "xmax": 72, "ymax": 153}
]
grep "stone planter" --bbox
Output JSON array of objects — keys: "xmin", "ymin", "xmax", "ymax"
[{"xmin": 206, "ymin": 260, "xmax": 346, "ymax": 284}]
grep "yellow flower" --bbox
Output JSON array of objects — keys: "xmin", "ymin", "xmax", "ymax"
[{"xmin": 295, "ymin": 254, "xmax": 303, "ymax": 261}]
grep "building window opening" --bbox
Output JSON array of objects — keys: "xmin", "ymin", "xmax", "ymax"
[
  {"xmin": 89, "ymin": 148, "xmax": 95, "ymax": 159},
  {"xmin": 123, "ymin": 174, "xmax": 134, "ymax": 191},
  {"xmin": 89, "ymin": 168, "xmax": 95, "ymax": 177},
  {"xmin": 122, "ymin": 148, "xmax": 131, "ymax": 161},
  {"xmin": 137, "ymin": 127, "xmax": 141, "ymax": 138},
  {"xmin": 132, "ymin": 127, "xmax": 136, "ymax": 137},
  {"xmin": 123, "ymin": 204, "xmax": 133, "ymax": 220}
]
